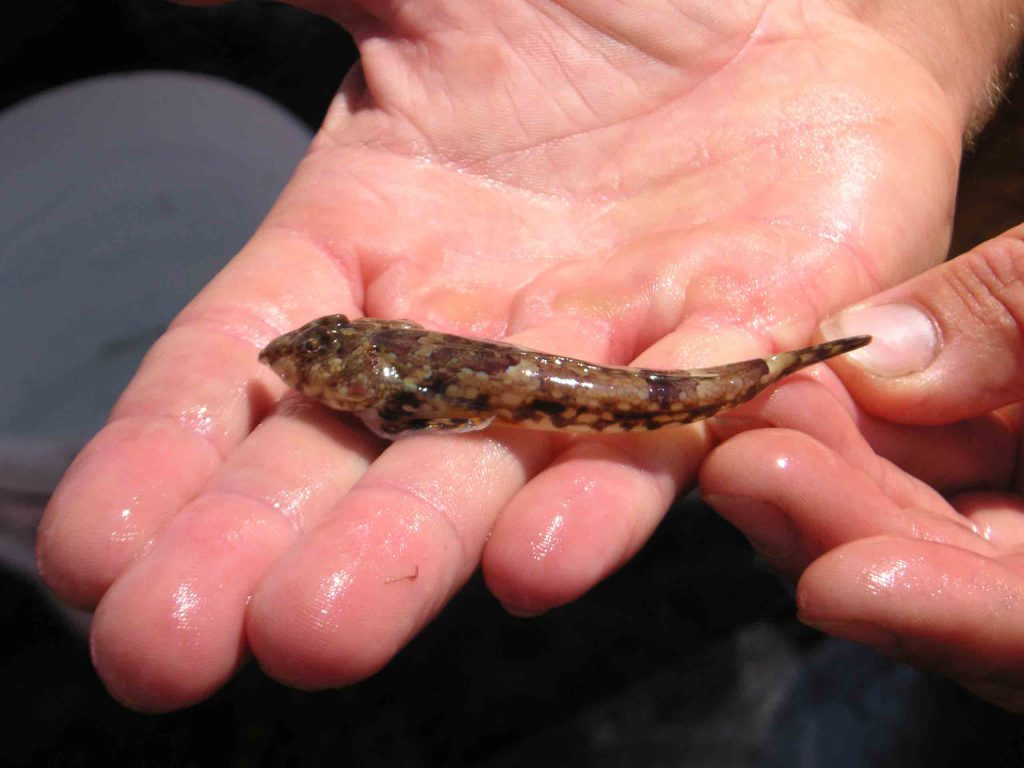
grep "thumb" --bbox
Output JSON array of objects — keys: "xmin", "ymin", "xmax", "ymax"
[{"xmin": 822, "ymin": 224, "xmax": 1024, "ymax": 425}]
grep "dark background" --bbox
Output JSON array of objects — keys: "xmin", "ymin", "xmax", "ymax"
[{"xmin": 4, "ymin": 2, "xmax": 1024, "ymax": 765}]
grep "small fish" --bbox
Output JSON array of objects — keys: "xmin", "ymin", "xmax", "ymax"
[{"xmin": 259, "ymin": 315, "xmax": 870, "ymax": 439}]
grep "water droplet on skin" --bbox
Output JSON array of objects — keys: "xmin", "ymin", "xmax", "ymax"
[
  {"xmin": 171, "ymin": 580, "xmax": 201, "ymax": 628},
  {"xmin": 530, "ymin": 514, "xmax": 566, "ymax": 561},
  {"xmin": 320, "ymin": 569, "xmax": 354, "ymax": 616},
  {"xmin": 110, "ymin": 496, "xmax": 142, "ymax": 543}
]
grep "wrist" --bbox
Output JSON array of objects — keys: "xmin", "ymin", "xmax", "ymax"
[{"xmin": 841, "ymin": 0, "xmax": 1024, "ymax": 138}]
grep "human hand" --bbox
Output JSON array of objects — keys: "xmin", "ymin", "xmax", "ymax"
[
  {"xmin": 701, "ymin": 224, "xmax": 1024, "ymax": 713},
  {"xmin": 37, "ymin": 0, "xmax": 997, "ymax": 710}
]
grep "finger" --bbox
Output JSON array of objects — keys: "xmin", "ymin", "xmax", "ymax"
[
  {"xmin": 482, "ymin": 428, "xmax": 707, "ymax": 615},
  {"xmin": 700, "ymin": 428, "xmax": 996, "ymax": 578},
  {"xmin": 950, "ymin": 492, "xmax": 1024, "ymax": 551},
  {"xmin": 798, "ymin": 537, "xmax": 1024, "ymax": 714},
  {"xmin": 37, "ymin": 228, "xmax": 359, "ymax": 607},
  {"xmin": 246, "ymin": 428, "xmax": 554, "ymax": 688},
  {"xmin": 823, "ymin": 224, "xmax": 1024, "ymax": 424},
  {"xmin": 89, "ymin": 398, "xmax": 380, "ymax": 711},
  {"xmin": 714, "ymin": 375, "xmax": 1018, "ymax": 494}
]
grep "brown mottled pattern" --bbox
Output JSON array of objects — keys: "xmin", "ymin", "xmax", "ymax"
[{"xmin": 259, "ymin": 315, "xmax": 871, "ymax": 438}]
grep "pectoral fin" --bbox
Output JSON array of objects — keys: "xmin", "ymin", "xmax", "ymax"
[{"xmin": 357, "ymin": 411, "xmax": 495, "ymax": 439}]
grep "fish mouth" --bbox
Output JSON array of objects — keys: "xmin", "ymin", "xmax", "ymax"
[
  {"xmin": 257, "ymin": 332, "xmax": 302, "ymax": 388},
  {"xmin": 258, "ymin": 330, "xmax": 295, "ymax": 367},
  {"xmin": 257, "ymin": 343, "xmax": 278, "ymax": 368}
]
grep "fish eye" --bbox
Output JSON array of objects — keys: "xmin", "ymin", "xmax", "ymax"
[{"xmin": 303, "ymin": 338, "xmax": 321, "ymax": 353}]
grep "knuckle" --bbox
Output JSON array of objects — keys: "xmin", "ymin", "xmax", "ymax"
[{"xmin": 946, "ymin": 231, "xmax": 1024, "ymax": 348}]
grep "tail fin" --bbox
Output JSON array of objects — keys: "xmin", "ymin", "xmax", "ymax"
[{"xmin": 764, "ymin": 335, "xmax": 871, "ymax": 380}]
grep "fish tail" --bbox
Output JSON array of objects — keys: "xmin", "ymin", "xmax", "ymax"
[{"xmin": 764, "ymin": 335, "xmax": 871, "ymax": 380}]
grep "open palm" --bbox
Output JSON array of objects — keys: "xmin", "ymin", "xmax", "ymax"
[{"xmin": 38, "ymin": 0, "xmax": 962, "ymax": 710}]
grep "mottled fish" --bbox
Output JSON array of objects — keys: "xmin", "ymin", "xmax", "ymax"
[{"xmin": 259, "ymin": 315, "xmax": 869, "ymax": 439}]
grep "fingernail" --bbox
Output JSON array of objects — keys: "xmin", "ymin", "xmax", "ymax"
[
  {"xmin": 703, "ymin": 494, "xmax": 801, "ymax": 560},
  {"xmin": 821, "ymin": 303, "xmax": 939, "ymax": 377}
]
